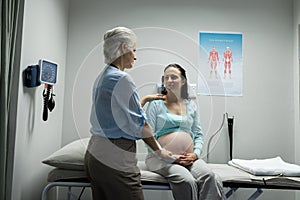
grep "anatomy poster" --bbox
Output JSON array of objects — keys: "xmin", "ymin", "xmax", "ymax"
[{"xmin": 198, "ymin": 32, "xmax": 243, "ymax": 96}]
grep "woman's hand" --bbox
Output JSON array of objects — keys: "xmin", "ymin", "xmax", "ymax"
[
  {"xmin": 175, "ymin": 152, "xmax": 198, "ymax": 166},
  {"xmin": 140, "ymin": 94, "xmax": 166, "ymax": 107}
]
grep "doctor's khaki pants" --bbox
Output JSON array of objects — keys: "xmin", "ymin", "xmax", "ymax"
[{"xmin": 85, "ymin": 135, "xmax": 144, "ymax": 200}]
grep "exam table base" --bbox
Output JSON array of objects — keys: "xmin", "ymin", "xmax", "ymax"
[{"xmin": 41, "ymin": 181, "xmax": 269, "ymax": 200}]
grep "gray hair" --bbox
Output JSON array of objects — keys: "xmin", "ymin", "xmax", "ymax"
[{"xmin": 103, "ymin": 27, "xmax": 137, "ymax": 64}]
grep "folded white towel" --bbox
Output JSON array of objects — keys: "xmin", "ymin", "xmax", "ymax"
[{"xmin": 228, "ymin": 156, "xmax": 300, "ymax": 176}]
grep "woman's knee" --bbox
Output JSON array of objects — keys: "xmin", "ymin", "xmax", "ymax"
[{"xmin": 202, "ymin": 169, "xmax": 218, "ymax": 182}]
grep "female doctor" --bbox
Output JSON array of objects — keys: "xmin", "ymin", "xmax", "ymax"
[{"xmin": 85, "ymin": 27, "xmax": 174, "ymax": 200}]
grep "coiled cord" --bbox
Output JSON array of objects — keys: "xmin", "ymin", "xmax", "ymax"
[{"xmin": 42, "ymin": 85, "xmax": 51, "ymax": 121}]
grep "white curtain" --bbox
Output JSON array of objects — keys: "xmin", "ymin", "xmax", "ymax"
[{"xmin": 0, "ymin": 0, "xmax": 24, "ymax": 199}]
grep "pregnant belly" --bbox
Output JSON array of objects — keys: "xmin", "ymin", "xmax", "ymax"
[{"xmin": 157, "ymin": 132, "xmax": 194, "ymax": 155}]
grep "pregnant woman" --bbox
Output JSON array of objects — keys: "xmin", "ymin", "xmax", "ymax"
[{"xmin": 144, "ymin": 63, "xmax": 224, "ymax": 200}]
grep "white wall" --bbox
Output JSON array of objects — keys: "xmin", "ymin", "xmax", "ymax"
[
  {"xmin": 11, "ymin": 0, "xmax": 69, "ymax": 199},
  {"xmin": 62, "ymin": 0, "xmax": 295, "ymax": 199}
]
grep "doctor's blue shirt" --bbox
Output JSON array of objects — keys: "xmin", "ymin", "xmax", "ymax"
[{"xmin": 90, "ymin": 65, "xmax": 146, "ymax": 140}]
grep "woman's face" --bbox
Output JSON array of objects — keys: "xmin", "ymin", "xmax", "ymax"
[{"xmin": 164, "ymin": 67, "xmax": 185, "ymax": 95}]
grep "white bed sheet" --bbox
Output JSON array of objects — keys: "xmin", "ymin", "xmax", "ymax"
[
  {"xmin": 210, "ymin": 164, "xmax": 300, "ymax": 189},
  {"xmin": 228, "ymin": 156, "xmax": 300, "ymax": 176}
]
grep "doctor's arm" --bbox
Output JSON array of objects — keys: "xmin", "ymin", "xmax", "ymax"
[
  {"xmin": 141, "ymin": 122, "xmax": 175, "ymax": 163},
  {"xmin": 140, "ymin": 94, "xmax": 165, "ymax": 107}
]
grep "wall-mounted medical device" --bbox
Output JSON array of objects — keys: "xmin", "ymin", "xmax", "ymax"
[
  {"xmin": 23, "ymin": 59, "xmax": 58, "ymax": 121},
  {"xmin": 23, "ymin": 65, "xmax": 41, "ymax": 88},
  {"xmin": 23, "ymin": 59, "xmax": 58, "ymax": 87},
  {"xmin": 40, "ymin": 59, "xmax": 57, "ymax": 121},
  {"xmin": 39, "ymin": 59, "xmax": 58, "ymax": 85}
]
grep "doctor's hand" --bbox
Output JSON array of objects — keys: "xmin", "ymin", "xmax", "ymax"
[
  {"xmin": 140, "ymin": 94, "xmax": 166, "ymax": 107},
  {"xmin": 156, "ymin": 149, "xmax": 176, "ymax": 164}
]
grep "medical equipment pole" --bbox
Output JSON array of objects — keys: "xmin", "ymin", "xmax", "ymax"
[{"xmin": 227, "ymin": 113, "xmax": 234, "ymax": 160}]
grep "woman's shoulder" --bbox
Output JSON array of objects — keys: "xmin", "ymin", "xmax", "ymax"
[{"xmin": 186, "ymin": 99, "xmax": 198, "ymax": 112}]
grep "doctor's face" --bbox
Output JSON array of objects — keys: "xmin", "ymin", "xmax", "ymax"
[{"xmin": 122, "ymin": 48, "xmax": 136, "ymax": 69}]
